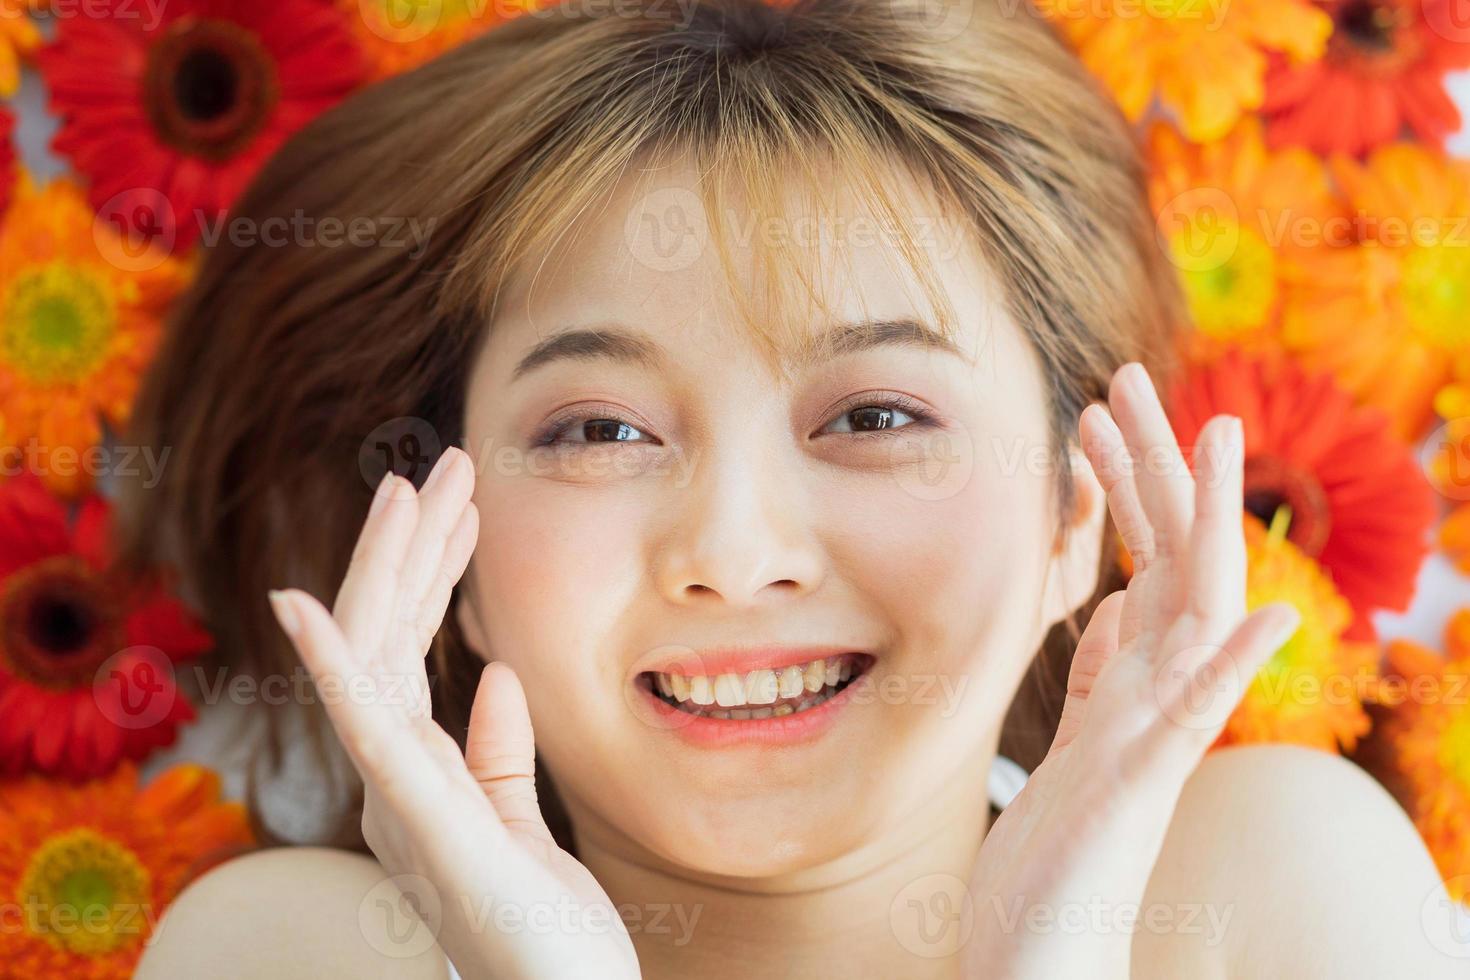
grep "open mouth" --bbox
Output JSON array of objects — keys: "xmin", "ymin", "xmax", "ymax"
[{"xmin": 640, "ymin": 653, "xmax": 874, "ymax": 720}]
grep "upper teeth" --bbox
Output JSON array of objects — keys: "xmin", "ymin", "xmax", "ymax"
[{"xmin": 652, "ymin": 656, "xmax": 854, "ymax": 708}]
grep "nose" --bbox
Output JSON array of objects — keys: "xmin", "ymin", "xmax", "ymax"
[{"xmin": 652, "ymin": 444, "xmax": 825, "ymax": 607}]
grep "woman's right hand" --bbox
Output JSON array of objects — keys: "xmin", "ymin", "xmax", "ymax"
[{"xmin": 267, "ymin": 448, "xmax": 640, "ymax": 980}]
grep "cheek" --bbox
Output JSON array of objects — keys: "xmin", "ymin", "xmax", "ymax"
[
  {"xmin": 465, "ymin": 475, "xmax": 645, "ymax": 690},
  {"xmin": 818, "ymin": 450, "xmax": 1054, "ymax": 671}
]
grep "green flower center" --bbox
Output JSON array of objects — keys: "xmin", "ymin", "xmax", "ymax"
[
  {"xmin": 1401, "ymin": 241, "xmax": 1470, "ymax": 350},
  {"xmin": 1, "ymin": 263, "xmax": 115, "ymax": 384},
  {"xmin": 20, "ymin": 829, "xmax": 152, "ymax": 956},
  {"xmin": 1173, "ymin": 222, "xmax": 1278, "ymax": 338}
]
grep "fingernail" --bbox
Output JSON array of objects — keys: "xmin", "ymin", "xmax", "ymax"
[
  {"xmin": 368, "ymin": 473, "xmax": 397, "ymax": 519},
  {"xmin": 268, "ymin": 589, "xmax": 300, "ymax": 637},
  {"xmin": 1268, "ymin": 604, "xmax": 1301, "ymax": 641},
  {"xmin": 1124, "ymin": 362, "xmax": 1152, "ymax": 398}
]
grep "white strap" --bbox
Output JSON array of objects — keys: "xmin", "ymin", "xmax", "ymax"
[{"xmin": 987, "ymin": 755, "xmax": 1029, "ymax": 811}]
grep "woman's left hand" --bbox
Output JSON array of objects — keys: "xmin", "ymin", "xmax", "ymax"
[{"xmin": 962, "ymin": 361, "xmax": 1301, "ymax": 978}]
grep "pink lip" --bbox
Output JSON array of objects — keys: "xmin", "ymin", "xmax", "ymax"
[
  {"xmin": 632, "ymin": 660, "xmax": 874, "ymax": 749},
  {"xmin": 634, "ymin": 645, "xmax": 857, "ymax": 677}
]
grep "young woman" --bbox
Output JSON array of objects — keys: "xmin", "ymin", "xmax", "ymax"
[{"xmin": 121, "ymin": 0, "xmax": 1461, "ymax": 976}]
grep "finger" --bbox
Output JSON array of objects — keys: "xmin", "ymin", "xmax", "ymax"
[
  {"xmin": 1079, "ymin": 404, "xmax": 1151, "ymax": 646},
  {"xmin": 333, "ymin": 474, "xmax": 420, "ymax": 658},
  {"xmin": 392, "ymin": 448, "xmax": 476, "ymax": 662},
  {"xmin": 465, "ymin": 661, "xmax": 554, "ymax": 844},
  {"xmin": 269, "ymin": 587, "xmax": 447, "ymax": 802},
  {"xmin": 1108, "ymin": 363, "xmax": 1195, "ymax": 575},
  {"xmin": 1136, "ymin": 602, "xmax": 1301, "ymax": 782},
  {"xmin": 1198, "ymin": 602, "xmax": 1301, "ymax": 717},
  {"xmin": 1050, "ymin": 590, "xmax": 1126, "ymax": 753},
  {"xmin": 416, "ymin": 500, "xmax": 479, "ymax": 655},
  {"xmin": 1080, "ymin": 404, "xmax": 1151, "ymax": 562},
  {"xmin": 1185, "ymin": 415, "xmax": 1246, "ymax": 624}
]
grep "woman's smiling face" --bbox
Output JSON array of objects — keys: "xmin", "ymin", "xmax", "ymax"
[{"xmin": 458, "ymin": 156, "xmax": 1105, "ymax": 877}]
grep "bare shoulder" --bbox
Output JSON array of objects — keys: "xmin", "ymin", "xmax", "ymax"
[
  {"xmin": 1134, "ymin": 743, "xmax": 1466, "ymax": 979},
  {"xmin": 135, "ymin": 845, "xmax": 450, "ymax": 980}
]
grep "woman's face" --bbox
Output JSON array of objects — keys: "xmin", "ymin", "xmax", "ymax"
[{"xmin": 458, "ymin": 158, "xmax": 1105, "ymax": 877}]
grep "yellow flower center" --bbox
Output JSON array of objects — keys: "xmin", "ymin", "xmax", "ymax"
[
  {"xmin": 1143, "ymin": 0, "xmax": 1203, "ymax": 18},
  {"xmin": 363, "ymin": 0, "xmax": 483, "ymax": 36},
  {"xmin": 1, "ymin": 262, "xmax": 116, "ymax": 384},
  {"xmin": 1439, "ymin": 708, "xmax": 1470, "ymax": 791},
  {"xmin": 1401, "ymin": 240, "xmax": 1470, "ymax": 350},
  {"xmin": 1173, "ymin": 222, "xmax": 1278, "ymax": 339},
  {"xmin": 19, "ymin": 828, "xmax": 152, "ymax": 956}
]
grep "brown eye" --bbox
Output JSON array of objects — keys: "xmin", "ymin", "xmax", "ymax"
[
  {"xmin": 849, "ymin": 407, "xmax": 895, "ymax": 431},
  {"xmin": 580, "ymin": 419, "xmax": 647, "ymax": 443},
  {"xmin": 820, "ymin": 403, "xmax": 919, "ymax": 435}
]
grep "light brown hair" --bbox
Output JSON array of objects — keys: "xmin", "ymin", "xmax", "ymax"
[{"xmin": 116, "ymin": 0, "xmax": 1186, "ymax": 849}]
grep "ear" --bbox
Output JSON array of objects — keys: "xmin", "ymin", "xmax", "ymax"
[{"xmin": 1038, "ymin": 406, "xmax": 1110, "ymax": 632}]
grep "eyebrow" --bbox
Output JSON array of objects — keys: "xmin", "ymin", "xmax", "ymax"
[
  {"xmin": 510, "ymin": 317, "xmax": 964, "ymax": 380},
  {"xmin": 512, "ymin": 327, "xmax": 663, "ymax": 380}
]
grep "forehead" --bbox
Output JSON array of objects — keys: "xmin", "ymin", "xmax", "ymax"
[{"xmin": 484, "ymin": 151, "xmax": 1012, "ymax": 371}]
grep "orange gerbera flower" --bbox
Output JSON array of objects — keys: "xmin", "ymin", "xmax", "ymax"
[
  {"xmin": 1443, "ymin": 503, "xmax": 1470, "ymax": 575},
  {"xmin": 0, "ymin": 175, "xmax": 189, "ymax": 498},
  {"xmin": 1264, "ymin": 0, "xmax": 1470, "ymax": 158},
  {"xmin": 1281, "ymin": 144, "xmax": 1470, "ymax": 443},
  {"xmin": 1368, "ymin": 610, "xmax": 1470, "ymax": 904},
  {"xmin": 1215, "ymin": 509, "xmax": 1379, "ymax": 753},
  {"xmin": 1040, "ymin": 0, "xmax": 1332, "ymax": 142},
  {"xmin": 0, "ymin": 0, "xmax": 39, "ymax": 97},
  {"xmin": 341, "ymin": 0, "xmax": 542, "ymax": 80},
  {"xmin": 1147, "ymin": 119, "xmax": 1340, "ymax": 347},
  {"xmin": 1168, "ymin": 347, "xmax": 1436, "ymax": 642},
  {"xmin": 0, "ymin": 763, "xmax": 255, "ymax": 977}
]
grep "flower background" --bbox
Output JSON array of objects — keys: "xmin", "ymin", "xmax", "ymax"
[{"xmin": 1, "ymin": 0, "xmax": 1469, "ymax": 974}]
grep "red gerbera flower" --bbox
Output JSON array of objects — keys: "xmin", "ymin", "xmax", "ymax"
[
  {"xmin": 0, "ymin": 471, "xmax": 213, "ymax": 779},
  {"xmin": 37, "ymin": 0, "xmax": 364, "ymax": 250},
  {"xmin": 1263, "ymin": 0, "xmax": 1470, "ymax": 157},
  {"xmin": 1167, "ymin": 346, "xmax": 1438, "ymax": 643}
]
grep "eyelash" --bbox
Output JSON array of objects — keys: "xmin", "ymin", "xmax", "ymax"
[
  {"xmin": 532, "ymin": 403, "xmax": 661, "ymax": 448},
  {"xmin": 816, "ymin": 392, "xmax": 937, "ymax": 438},
  {"xmin": 532, "ymin": 393, "xmax": 937, "ymax": 447}
]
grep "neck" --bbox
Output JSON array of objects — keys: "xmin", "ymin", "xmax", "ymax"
[{"xmin": 568, "ymin": 744, "xmax": 997, "ymax": 980}]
